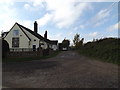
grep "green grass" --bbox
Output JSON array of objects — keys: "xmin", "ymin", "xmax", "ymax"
[
  {"xmin": 77, "ymin": 38, "xmax": 120, "ymax": 65},
  {"xmin": 3, "ymin": 51, "xmax": 61, "ymax": 62}
]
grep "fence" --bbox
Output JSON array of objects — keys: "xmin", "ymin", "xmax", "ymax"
[
  {"xmin": 7, "ymin": 51, "xmax": 43, "ymax": 58},
  {"xmin": 10, "ymin": 48, "xmax": 34, "ymax": 52},
  {"xmin": 6, "ymin": 48, "xmax": 55, "ymax": 58},
  {"xmin": 7, "ymin": 48, "xmax": 43, "ymax": 58}
]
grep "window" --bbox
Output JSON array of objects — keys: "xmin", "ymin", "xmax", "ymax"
[
  {"xmin": 33, "ymin": 45, "xmax": 36, "ymax": 51},
  {"xmin": 12, "ymin": 38, "xmax": 19, "ymax": 47},
  {"xmin": 13, "ymin": 30, "xmax": 19, "ymax": 36}
]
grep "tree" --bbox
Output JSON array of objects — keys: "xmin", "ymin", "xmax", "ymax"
[
  {"xmin": 2, "ymin": 40, "xmax": 9, "ymax": 58},
  {"xmin": 73, "ymin": 33, "xmax": 80, "ymax": 46},
  {"xmin": 62, "ymin": 39, "xmax": 70, "ymax": 49},
  {"xmin": 73, "ymin": 33, "xmax": 84, "ymax": 49},
  {"xmin": 81, "ymin": 38, "xmax": 84, "ymax": 45}
]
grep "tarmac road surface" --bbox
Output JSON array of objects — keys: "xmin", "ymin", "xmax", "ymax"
[{"xmin": 2, "ymin": 51, "xmax": 118, "ymax": 88}]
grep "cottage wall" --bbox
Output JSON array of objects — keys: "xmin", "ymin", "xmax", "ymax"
[
  {"xmin": 52, "ymin": 45, "xmax": 58, "ymax": 50},
  {"xmin": 21, "ymin": 27, "xmax": 40, "ymax": 48},
  {"xmin": 4, "ymin": 24, "xmax": 29, "ymax": 48},
  {"xmin": 4, "ymin": 23, "xmax": 58, "ymax": 51},
  {"xmin": 40, "ymin": 41, "xmax": 48, "ymax": 49}
]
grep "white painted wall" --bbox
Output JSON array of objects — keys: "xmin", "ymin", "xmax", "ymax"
[
  {"xmin": 40, "ymin": 41, "xmax": 48, "ymax": 49},
  {"xmin": 4, "ymin": 23, "xmax": 58, "ymax": 50},
  {"xmin": 21, "ymin": 27, "xmax": 49, "ymax": 49},
  {"xmin": 21, "ymin": 27, "xmax": 40, "ymax": 49},
  {"xmin": 4, "ymin": 24, "xmax": 30, "ymax": 48},
  {"xmin": 52, "ymin": 45, "xmax": 58, "ymax": 51}
]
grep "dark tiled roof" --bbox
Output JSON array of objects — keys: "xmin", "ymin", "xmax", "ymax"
[
  {"xmin": 17, "ymin": 24, "xmax": 31, "ymax": 41},
  {"xmin": 3, "ymin": 23, "xmax": 31, "ymax": 41},
  {"xmin": 2, "ymin": 32, "xmax": 9, "ymax": 37},
  {"xmin": 16, "ymin": 23, "xmax": 58, "ymax": 45},
  {"xmin": 51, "ymin": 40, "xmax": 58, "ymax": 45}
]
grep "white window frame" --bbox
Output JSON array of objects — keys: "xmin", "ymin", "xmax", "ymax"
[{"xmin": 13, "ymin": 30, "xmax": 19, "ymax": 36}]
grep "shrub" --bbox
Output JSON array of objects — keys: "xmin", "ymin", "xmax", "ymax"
[
  {"xmin": 2, "ymin": 40, "xmax": 9, "ymax": 58},
  {"xmin": 79, "ymin": 38, "xmax": 119, "ymax": 64}
]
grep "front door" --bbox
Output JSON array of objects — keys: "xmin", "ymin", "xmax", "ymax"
[{"xmin": 33, "ymin": 45, "xmax": 36, "ymax": 51}]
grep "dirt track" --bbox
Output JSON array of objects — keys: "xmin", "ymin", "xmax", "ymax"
[{"xmin": 2, "ymin": 51, "xmax": 118, "ymax": 88}]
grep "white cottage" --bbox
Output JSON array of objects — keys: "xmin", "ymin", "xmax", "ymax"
[{"xmin": 3, "ymin": 21, "xmax": 58, "ymax": 51}]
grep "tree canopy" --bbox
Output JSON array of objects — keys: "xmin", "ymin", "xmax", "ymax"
[
  {"xmin": 73, "ymin": 33, "xmax": 84, "ymax": 49},
  {"xmin": 73, "ymin": 33, "xmax": 80, "ymax": 46},
  {"xmin": 2, "ymin": 40, "xmax": 9, "ymax": 58},
  {"xmin": 62, "ymin": 39, "xmax": 70, "ymax": 48}
]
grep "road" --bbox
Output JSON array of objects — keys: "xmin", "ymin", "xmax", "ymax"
[{"xmin": 2, "ymin": 51, "xmax": 118, "ymax": 88}]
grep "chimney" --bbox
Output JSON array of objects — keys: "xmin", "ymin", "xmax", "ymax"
[
  {"xmin": 44, "ymin": 30, "xmax": 47, "ymax": 39},
  {"xmin": 34, "ymin": 21, "xmax": 38, "ymax": 34}
]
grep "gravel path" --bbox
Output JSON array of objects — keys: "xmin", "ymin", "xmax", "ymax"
[{"xmin": 2, "ymin": 51, "xmax": 118, "ymax": 88}]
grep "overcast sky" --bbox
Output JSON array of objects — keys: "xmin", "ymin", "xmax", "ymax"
[{"xmin": 0, "ymin": 0, "xmax": 119, "ymax": 44}]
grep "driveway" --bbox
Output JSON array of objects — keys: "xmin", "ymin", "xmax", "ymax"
[{"xmin": 2, "ymin": 51, "xmax": 118, "ymax": 88}]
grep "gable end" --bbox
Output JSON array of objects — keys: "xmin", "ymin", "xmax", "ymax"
[{"xmin": 17, "ymin": 23, "xmax": 31, "ymax": 41}]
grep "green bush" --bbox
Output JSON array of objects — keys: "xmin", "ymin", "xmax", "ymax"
[
  {"xmin": 2, "ymin": 40, "xmax": 9, "ymax": 58},
  {"xmin": 79, "ymin": 38, "xmax": 119, "ymax": 64}
]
